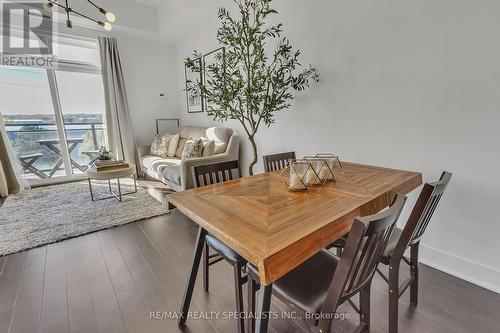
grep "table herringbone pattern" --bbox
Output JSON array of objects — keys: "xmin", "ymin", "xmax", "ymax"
[{"xmin": 168, "ymin": 162, "xmax": 422, "ymax": 284}]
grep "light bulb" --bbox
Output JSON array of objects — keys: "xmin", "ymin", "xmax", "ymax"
[
  {"xmin": 105, "ymin": 12, "xmax": 116, "ymax": 23},
  {"xmin": 103, "ymin": 21, "xmax": 112, "ymax": 31},
  {"xmin": 43, "ymin": 2, "xmax": 53, "ymax": 12}
]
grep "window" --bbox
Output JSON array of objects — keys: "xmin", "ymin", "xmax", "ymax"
[{"xmin": 0, "ymin": 36, "xmax": 107, "ymax": 185}]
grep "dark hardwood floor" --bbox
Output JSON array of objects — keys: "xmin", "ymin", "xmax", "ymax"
[{"xmin": 1, "ymin": 210, "xmax": 499, "ymax": 333}]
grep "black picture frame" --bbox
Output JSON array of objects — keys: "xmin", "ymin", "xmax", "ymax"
[
  {"xmin": 185, "ymin": 57, "xmax": 204, "ymax": 113},
  {"xmin": 202, "ymin": 47, "xmax": 226, "ymax": 112},
  {"xmin": 155, "ymin": 118, "xmax": 180, "ymax": 135}
]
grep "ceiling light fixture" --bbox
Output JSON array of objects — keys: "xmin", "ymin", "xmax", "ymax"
[{"xmin": 45, "ymin": 0, "xmax": 116, "ymax": 30}]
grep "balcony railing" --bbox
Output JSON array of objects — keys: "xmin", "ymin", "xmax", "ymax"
[{"xmin": 5, "ymin": 121, "xmax": 106, "ymax": 180}]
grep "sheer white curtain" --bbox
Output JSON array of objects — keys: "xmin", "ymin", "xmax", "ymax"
[
  {"xmin": 98, "ymin": 37, "xmax": 140, "ymax": 172},
  {"xmin": 0, "ymin": 113, "xmax": 29, "ymax": 197}
]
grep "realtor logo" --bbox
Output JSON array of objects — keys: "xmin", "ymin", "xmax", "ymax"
[{"xmin": 1, "ymin": 1, "xmax": 56, "ymax": 67}]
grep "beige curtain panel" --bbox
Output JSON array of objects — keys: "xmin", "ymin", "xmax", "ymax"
[{"xmin": 98, "ymin": 37, "xmax": 140, "ymax": 172}]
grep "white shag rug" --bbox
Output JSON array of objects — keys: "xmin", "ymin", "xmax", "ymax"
[{"xmin": 0, "ymin": 179, "xmax": 170, "ymax": 256}]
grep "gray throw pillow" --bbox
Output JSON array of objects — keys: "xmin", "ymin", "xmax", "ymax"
[{"xmin": 181, "ymin": 139, "xmax": 203, "ymax": 160}]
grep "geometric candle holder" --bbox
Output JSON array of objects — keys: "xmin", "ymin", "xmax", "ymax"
[
  {"xmin": 280, "ymin": 159, "xmax": 315, "ymax": 191},
  {"xmin": 302, "ymin": 157, "xmax": 328, "ymax": 185},
  {"xmin": 314, "ymin": 153, "xmax": 342, "ymax": 182}
]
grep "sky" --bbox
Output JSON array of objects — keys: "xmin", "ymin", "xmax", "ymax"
[{"xmin": 0, "ymin": 38, "xmax": 105, "ymax": 117}]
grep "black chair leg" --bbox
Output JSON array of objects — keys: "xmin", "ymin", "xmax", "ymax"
[
  {"xmin": 410, "ymin": 243, "xmax": 419, "ymax": 306},
  {"xmin": 233, "ymin": 263, "xmax": 245, "ymax": 333},
  {"xmin": 203, "ymin": 242, "xmax": 209, "ymax": 292},
  {"xmin": 360, "ymin": 283, "xmax": 371, "ymax": 332},
  {"xmin": 388, "ymin": 262, "xmax": 400, "ymax": 333}
]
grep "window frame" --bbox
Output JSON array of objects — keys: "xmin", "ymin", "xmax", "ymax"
[{"xmin": 1, "ymin": 29, "xmax": 106, "ymax": 186}]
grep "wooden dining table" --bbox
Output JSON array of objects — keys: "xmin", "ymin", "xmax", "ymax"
[{"xmin": 167, "ymin": 162, "xmax": 422, "ymax": 333}]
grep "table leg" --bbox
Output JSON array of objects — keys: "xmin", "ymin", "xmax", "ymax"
[
  {"xmin": 108, "ymin": 179, "xmax": 112, "ymax": 193},
  {"xmin": 133, "ymin": 174, "xmax": 137, "ymax": 193},
  {"xmin": 67, "ymin": 142, "xmax": 86, "ymax": 172},
  {"xmin": 40, "ymin": 143, "xmax": 64, "ymax": 178},
  {"xmin": 255, "ymin": 283, "xmax": 273, "ymax": 333},
  {"xmin": 47, "ymin": 158, "xmax": 64, "ymax": 178},
  {"xmin": 88, "ymin": 178, "xmax": 95, "ymax": 201},
  {"xmin": 117, "ymin": 178, "xmax": 122, "ymax": 201},
  {"xmin": 178, "ymin": 227, "xmax": 208, "ymax": 327}
]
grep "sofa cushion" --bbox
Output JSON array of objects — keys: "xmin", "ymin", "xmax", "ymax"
[
  {"xmin": 160, "ymin": 163, "xmax": 181, "ymax": 185},
  {"xmin": 202, "ymin": 139, "xmax": 215, "ymax": 157},
  {"xmin": 168, "ymin": 133, "xmax": 180, "ymax": 157},
  {"xmin": 175, "ymin": 138, "xmax": 188, "ymax": 158},
  {"xmin": 205, "ymin": 127, "xmax": 233, "ymax": 154},
  {"xmin": 141, "ymin": 155, "xmax": 182, "ymax": 185},
  {"xmin": 182, "ymin": 139, "xmax": 203, "ymax": 160}
]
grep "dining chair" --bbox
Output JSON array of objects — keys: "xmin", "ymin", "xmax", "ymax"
[
  {"xmin": 193, "ymin": 160, "xmax": 247, "ymax": 333},
  {"xmin": 330, "ymin": 171, "xmax": 452, "ymax": 333},
  {"xmin": 263, "ymin": 151, "xmax": 296, "ymax": 172},
  {"xmin": 247, "ymin": 194, "xmax": 407, "ymax": 333}
]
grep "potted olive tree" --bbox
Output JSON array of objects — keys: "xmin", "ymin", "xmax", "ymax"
[{"xmin": 186, "ymin": 0, "xmax": 319, "ymax": 175}]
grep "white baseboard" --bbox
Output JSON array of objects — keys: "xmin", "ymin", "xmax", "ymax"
[{"xmin": 419, "ymin": 244, "xmax": 500, "ymax": 294}]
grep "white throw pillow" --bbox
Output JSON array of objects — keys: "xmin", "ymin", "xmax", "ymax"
[
  {"xmin": 175, "ymin": 138, "xmax": 188, "ymax": 158},
  {"xmin": 168, "ymin": 133, "xmax": 180, "ymax": 157},
  {"xmin": 202, "ymin": 138, "xmax": 215, "ymax": 157}
]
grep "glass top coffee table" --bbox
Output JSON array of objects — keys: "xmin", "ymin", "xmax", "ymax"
[{"xmin": 86, "ymin": 163, "xmax": 137, "ymax": 201}]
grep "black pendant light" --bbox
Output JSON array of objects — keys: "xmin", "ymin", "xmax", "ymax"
[{"xmin": 45, "ymin": 0, "xmax": 116, "ymax": 31}]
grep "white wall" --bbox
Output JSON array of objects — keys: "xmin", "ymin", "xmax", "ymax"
[
  {"xmin": 118, "ymin": 36, "xmax": 179, "ymax": 145},
  {"xmin": 160, "ymin": 0, "xmax": 500, "ymax": 293}
]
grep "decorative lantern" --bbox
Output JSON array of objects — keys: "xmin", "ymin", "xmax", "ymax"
[
  {"xmin": 314, "ymin": 153, "xmax": 342, "ymax": 182},
  {"xmin": 280, "ymin": 159, "xmax": 315, "ymax": 191},
  {"xmin": 302, "ymin": 157, "xmax": 328, "ymax": 185}
]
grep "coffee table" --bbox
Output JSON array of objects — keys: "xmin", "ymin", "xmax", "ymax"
[{"xmin": 86, "ymin": 163, "xmax": 137, "ymax": 201}]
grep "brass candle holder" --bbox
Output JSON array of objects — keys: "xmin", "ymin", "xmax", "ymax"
[
  {"xmin": 280, "ymin": 159, "xmax": 316, "ymax": 191},
  {"xmin": 314, "ymin": 153, "xmax": 342, "ymax": 182},
  {"xmin": 302, "ymin": 157, "xmax": 328, "ymax": 185}
]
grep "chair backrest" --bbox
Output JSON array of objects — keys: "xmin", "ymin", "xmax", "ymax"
[
  {"xmin": 263, "ymin": 152, "xmax": 296, "ymax": 172},
  {"xmin": 391, "ymin": 171, "xmax": 452, "ymax": 260},
  {"xmin": 319, "ymin": 194, "xmax": 406, "ymax": 330},
  {"xmin": 193, "ymin": 160, "xmax": 240, "ymax": 187}
]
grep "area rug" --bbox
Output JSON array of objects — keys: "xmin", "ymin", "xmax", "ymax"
[{"xmin": 0, "ymin": 179, "xmax": 170, "ymax": 256}]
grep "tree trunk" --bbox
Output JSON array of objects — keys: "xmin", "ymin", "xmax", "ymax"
[{"xmin": 248, "ymin": 136, "xmax": 258, "ymax": 176}]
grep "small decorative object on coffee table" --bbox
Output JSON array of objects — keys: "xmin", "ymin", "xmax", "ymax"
[
  {"xmin": 280, "ymin": 159, "xmax": 317, "ymax": 192},
  {"xmin": 86, "ymin": 162, "xmax": 137, "ymax": 202},
  {"xmin": 95, "ymin": 146, "xmax": 113, "ymax": 161}
]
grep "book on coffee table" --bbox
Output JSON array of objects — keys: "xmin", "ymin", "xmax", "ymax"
[{"xmin": 94, "ymin": 160, "xmax": 129, "ymax": 171}]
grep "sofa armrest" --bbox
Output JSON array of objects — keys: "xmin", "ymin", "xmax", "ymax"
[{"xmin": 137, "ymin": 145, "xmax": 151, "ymax": 158}]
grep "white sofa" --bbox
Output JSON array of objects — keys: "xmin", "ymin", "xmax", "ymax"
[{"xmin": 138, "ymin": 126, "xmax": 239, "ymax": 191}]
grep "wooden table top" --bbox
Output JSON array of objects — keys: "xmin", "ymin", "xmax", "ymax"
[{"xmin": 168, "ymin": 162, "xmax": 422, "ymax": 285}]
